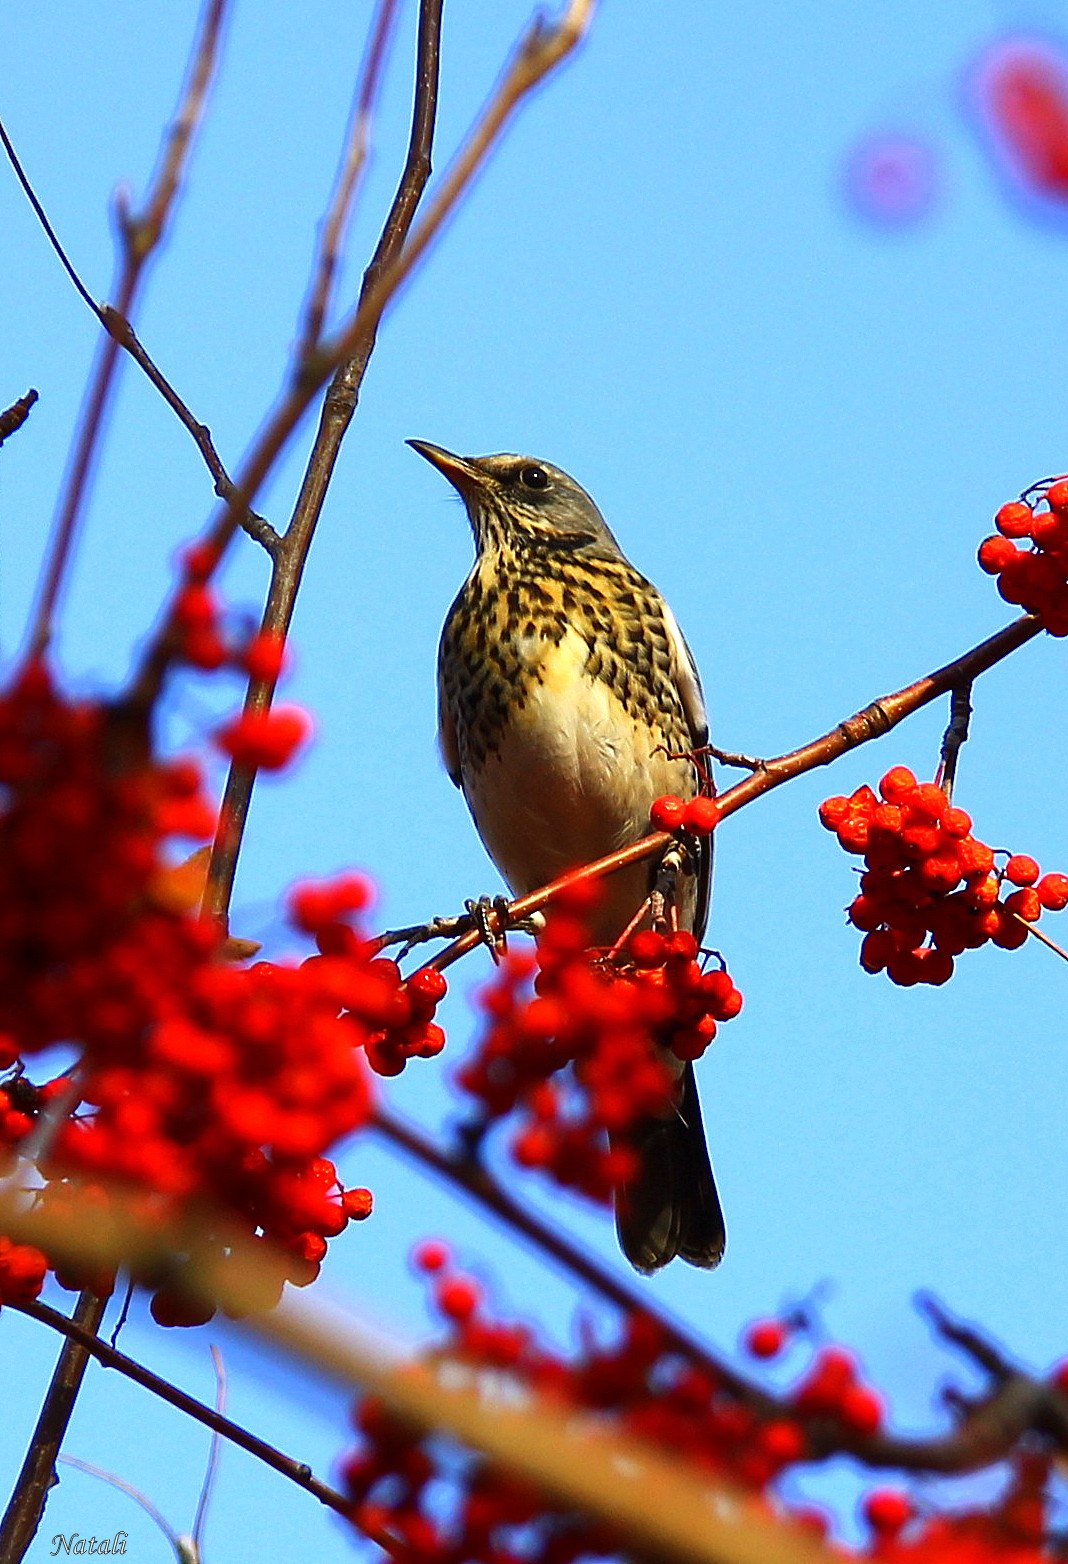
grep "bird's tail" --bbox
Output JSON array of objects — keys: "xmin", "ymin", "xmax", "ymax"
[{"xmin": 613, "ymin": 1062, "xmax": 726, "ymax": 1273}]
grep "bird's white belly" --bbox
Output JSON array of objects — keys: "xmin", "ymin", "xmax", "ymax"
[{"xmin": 461, "ymin": 629, "xmax": 694, "ymax": 943}]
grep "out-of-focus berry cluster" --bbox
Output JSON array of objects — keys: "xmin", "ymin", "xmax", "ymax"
[
  {"xmin": 821, "ymin": 768, "xmax": 1067, "ymax": 986},
  {"xmin": 977, "ymin": 479, "xmax": 1068, "ymax": 636},
  {"xmin": 341, "ymin": 1251, "xmax": 1057, "ymax": 1563},
  {"xmin": 0, "ymin": 662, "xmax": 378, "ymax": 1318},
  {"xmin": 456, "ymin": 886, "xmax": 742, "ymax": 1203}
]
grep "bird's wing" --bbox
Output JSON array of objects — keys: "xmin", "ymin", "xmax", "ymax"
[
  {"xmin": 661, "ymin": 601, "xmax": 708, "ymax": 746},
  {"xmin": 436, "ymin": 666, "xmax": 462, "ymax": 788},
  {"xmin": 662, "ymin": 601, "xmax": 712, "ymax": 945}
]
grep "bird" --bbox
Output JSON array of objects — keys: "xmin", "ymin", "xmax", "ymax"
[{"xmin": 410, "ymin": 439, "xmax": 725, "ymax": 1273}]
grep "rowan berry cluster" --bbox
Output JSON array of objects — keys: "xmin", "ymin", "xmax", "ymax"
[
  {"xmin": 456, "ymin": 889, "xmax": 742, "ymax": 1202},
  {"xmin": 0, "ymin": 663, "xmax": 379, "ymax": 1321},
  {"xmin": 341, "ymin": 1245, "xmax": 809, "ymax": 1562},
  {"xmin": 820, "ymin": 768, "xmax": 1068, "ymax": 986},
  {"xmin": 977, "ymin": 479, "xmax": 1068, "ymax": 635},
  {"xmin": 290, "ymin": 881, "xmax": 450, "ymax": 1076}
]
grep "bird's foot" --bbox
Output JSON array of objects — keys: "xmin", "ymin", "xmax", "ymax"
[
  {"xmin": 464, "ymin": 895, "xmax": 513, "ymax": 962},
  {"xmin": 654, "ymin": 739, "xmax": 768, "ymax": 774}
]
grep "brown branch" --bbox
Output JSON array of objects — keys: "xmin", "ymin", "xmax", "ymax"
[
  {"xmin": 299, "ymin": 0, "xmax": 402, "ymax": 355},
  {"xmin": 0, "ymin": 389, "xmax": 39, "ymax": 449},
  {"xmin": 25, "ymin": 0, "xmax": 230, "ymax": 660},
  {"xmin": 0, "ymin": 1291, "xmax": 107, "ymax": 1563},
  {"xmin": 11, "ymin": 1299, "xmax": 351, "ymax": 1519},
  {"xmin": 202, "ymin": 0, "xmax": 446, "ymax": 924},
  {"xmin": 415, "ymin": 613, "xmax": 1044, "ymax": 975},
  {"xmin": 98, "ymin": 308, "xmax": 278, "ymax": 553}
]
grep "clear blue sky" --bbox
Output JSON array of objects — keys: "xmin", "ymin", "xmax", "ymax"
[{"xmin": 3, "ymin": 2, "xmax": 1068, "ymax": 1557}]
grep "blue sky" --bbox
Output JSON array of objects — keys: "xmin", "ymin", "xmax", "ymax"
[{"xmin": 3, "ymin": 1, "xmax": 1068, "ymax": 1557}]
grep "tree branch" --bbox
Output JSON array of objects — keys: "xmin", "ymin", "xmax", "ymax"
[
  {"xmin": 12, "ymin": 1299, "xmax": 351, "ymax": 1519},
  {"xmin": 0, "ymin": 1291, "xmax": 107, "ymax": 1563},
  {"xmin": 0, "ymin": 389, "xmax": 39, "ymax": 449}
]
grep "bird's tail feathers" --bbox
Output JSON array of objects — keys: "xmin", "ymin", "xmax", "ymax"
[{"xmin": 613, "ymin": 1061, "xmax": 725, "ymax": 1273}]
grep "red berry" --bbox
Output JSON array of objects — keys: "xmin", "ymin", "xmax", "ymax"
[
  {"xmin": 819, "ymin": 795, "xmax": 851, "ymax": 830},
  {"xmin": 977, "ymin": 534, "xmax": 1019, "ymax": 574},
  {"xmin": 839, "ymin": 1384, "xmax": 883, "ymax": 1435},
  {"xmin": 744, "ymin": 1319, "xmax": 787, "ymax": 1359},
  {"xmin": 683, "ymin": 796, "xmax": 721, "ymax": 836},
  {"xmin": 1047, "ymin": 478, "xmax": 1068, "ymax": 511},
  {"xmin": 412, "ymin": 1239, "xmax": 450, "ymax": 1273},
  {"xmin": 1037, "ymin": 872, "xmax": 1068, "ymax": 911},
  {"xmin": 1005, "ymin": 887, "xmax": 1041, "ymax": 921},
  {"xmin": 1005, "ymin": 853, "xmax": 1040, "ymax": 886},
  {"xmin": 436, "ymin": 1275, "xmax": 481, "ymax": 1322},
  {"xmin": 995, "ymin": 500, "xmax": 1034, "ymax": 538},
  {"xmin": 243, "ymin": 629, "xmax": 289, "ymax": 682},
  {"xmin": 650, "ymin": 795, "xmax": 686, "ymax": 831},
  {"xmin": 863, "ymin": 1489, "xmax": 913, "ymax": 1537}
]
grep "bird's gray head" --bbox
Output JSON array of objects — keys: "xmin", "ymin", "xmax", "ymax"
[{"xmin": 408, "ymin": 440, "xmax": 623, "ymax": 560}]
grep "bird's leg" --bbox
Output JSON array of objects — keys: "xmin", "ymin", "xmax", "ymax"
[{"xmin": 650, "ymin": 842, "xmax": 687, "ymax": 934}]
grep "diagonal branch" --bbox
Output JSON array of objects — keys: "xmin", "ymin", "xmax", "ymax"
[
  {"xmin": 1, "ymin": 111, "xmax": 272, "ymax": 549},
  {"xmin": 13, "ymin": 1299, "xmax": 351, "ymax": 1518}
]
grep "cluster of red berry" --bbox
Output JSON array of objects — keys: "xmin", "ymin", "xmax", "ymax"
[
  {"xmin": 341, "ymin": 1244, "xmax": 811, "ymax": 1562},
  {"xmin": 977, "ymin": 480, "xmax": 1068, "ymax": 636},
  {"xmin": 0, "ymin": 664, "xmax": 380, "ymax": 1320},
  {"xmin": 820, "ymin": 768, "xmax": 1068, "ymax": 986},
  {"xmin": 291, "ymin": 881, "xmax": 449, "ymax": 1077},
  {"xmin": 456, "ymin": 888, "xmax": 742, "ymax": 1203}
]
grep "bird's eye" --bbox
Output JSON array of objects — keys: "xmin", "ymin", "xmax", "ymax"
[{"xmin": 518, "ymin": 464, "xmax": 549, "ymax": 491}]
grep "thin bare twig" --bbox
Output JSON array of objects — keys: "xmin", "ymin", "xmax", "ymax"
[
  {"xmin": 0, "ymin": 1291, "xmax": 107, "ymax": 1562},
  {"xmin": 1, "ymin": 111, "xmax": 271, "ymax": 548},
  {"xmin": 13, "ymin": 1299, "xmax": 350, "ymax": 1518},
  {"xmin": 191, "ymin": 1346, "xmax": 227, "ymax": 1551},
  {"xmin": 0, "ymin": 389, "xmax": 39, "ymax": 448},
  {"xmin": 0, "ymin": 117, "xmax": 99, "ymax": 316},
  {"xmin": 26, "ymin": 0, "xmax": 230, "ymax": 660},
  {"xmin": 299, "ymin": 0, "xmax": 402, "ymax": 355}
]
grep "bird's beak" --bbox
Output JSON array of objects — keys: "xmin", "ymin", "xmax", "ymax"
[{"xmin": 407, "ymin": 439, "xmax": 485, "ymax": 497}]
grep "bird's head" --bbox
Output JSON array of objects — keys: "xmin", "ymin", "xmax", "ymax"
[{"xmin": 408, "ymin": 441, "xmax": 622, "ymax": 560}]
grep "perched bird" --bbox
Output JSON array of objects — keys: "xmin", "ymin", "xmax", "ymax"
[{"xmin": 411, "ymin": 440, "xmax": 725, "ymax": 1273}]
